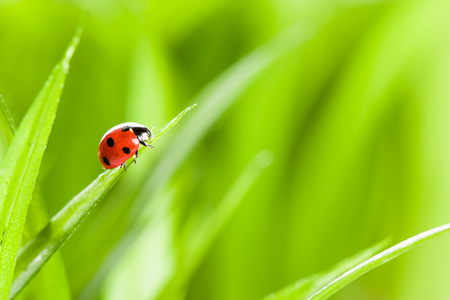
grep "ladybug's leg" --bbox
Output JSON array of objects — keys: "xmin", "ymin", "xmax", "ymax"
[
  {"xmin": 139, "ymin": 139, "xmax": 154, "ymax": 148},
  {"xmin": 139, "ymin": 140, "xmax": 149, "ymax": 147},
  {"xmin": 120, "ymin": 162, "xmax": 127, "ymax": 171},
  {"xmin": 134, "ymin": 150, "xmax": 138, "ymax": 164},
  {"xmin": 140, "ymin": 141, "xmax": 155, "ymax": 149}
]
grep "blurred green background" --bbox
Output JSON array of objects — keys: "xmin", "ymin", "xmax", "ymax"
[{"xmin": 1, "ymin": 0, "xmax": 450, "ymax": 299}]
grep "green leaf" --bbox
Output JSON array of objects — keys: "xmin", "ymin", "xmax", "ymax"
[
  {"xmin": 0, "ymin": 26, "xmax": 83, "ymax": 300},
  {"xmin": 0, "ymin": 95, "xmax": 71, "ymax": 300},
  {"xmin": 0, "ymin": 95, "xmax": 16, "ymax": 146},
  {"xmin": 15, "ymin": 187, "xmax": 71, "ymax": 300},
  {"xmin": 306, "ymin": 224, "xmax": 450, "ymax": 300},
  {"xmin": 265, "ymin": 224, "xmax": 450, "ymax": 300},
  {"xmin": 158, "ymin": 151, "xmax": 274, "ymax": 300},
  {"xmin": 263, "ymin": 240, "xmax": 388, "ymax": 300},
  {"xmin": 11, "ymin": 104, "xmax": 196, "ymax": 299}
]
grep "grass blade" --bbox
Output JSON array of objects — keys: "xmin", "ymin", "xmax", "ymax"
[
  {"xmin": 0, "ymin": 26, "xmax": 83, "ymax": 300},
  {"xmin": 11, "ymin": 104, "xmax": 196, "ymax": 298},
  {"xmin": 263, "ymin": 240, "xmax": 388, "ymax": 300},
  {"xmin": 306, "ymin": 224, "xmax": 450, "ymax": 300},
  {"xmin": 150, "ymin": 104, "xmax": 197, "ymax": 142},
  {"xmin": 0, "ymin": 96, "xmax": 71, "ymax": 300},
  {"xmin": 157, "ymin": 150, "xmax": 274, "ymax": 300},
  {"xmin": 15, "ymin": 189, "xmax": 71, "ymax": 300},
  {"xmin": 0, "ymin": 95, "xmax": 16, "ymax": 145}
]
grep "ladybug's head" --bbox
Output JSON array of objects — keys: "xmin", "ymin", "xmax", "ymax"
[{"xmin": 131, "ymin": 124, "xmax": 152, "ymax": 143}]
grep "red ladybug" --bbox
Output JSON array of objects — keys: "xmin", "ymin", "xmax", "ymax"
[{"xmin": 98, "ymin": 122, "xmax": 152, "ymax": 171}]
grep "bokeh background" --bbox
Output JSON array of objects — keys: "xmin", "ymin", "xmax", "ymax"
[{"xmin": 1, "ymin": 0, "xmax": 450, "ymax": 299}]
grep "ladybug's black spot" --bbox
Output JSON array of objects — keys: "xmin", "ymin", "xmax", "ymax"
[
  {"xmin": 106, "ymin": 137, "xmax": 114, "ymax": 147},
  {"xmin": 122, "ymin": 147, "xmax": 131, "ymax": 154},
  {"xmin": 103, "ymin": 157, "xmax": 111, "ymax": 166}
]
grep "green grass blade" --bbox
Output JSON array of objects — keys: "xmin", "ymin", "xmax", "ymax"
[
  {"xmin": 11, "ymin": 104, "xmax": 196, "ymax": 299},
  {"xmin": 0, "ymin": 26, "xmax": 83, "ymax": 300},
  {"xmin": 0, "ymin": 96, "xmax": 71, "ymax": 300},
  {"xmin": 0, "ymin": 95, "xmax": 16, "ymax": 145},
  {"xmin": 263, "ymin": 240, "xmax": 388, "ymax": 300},
  {"xmin": 150, "ymin": 104, "xmax": 197, "ymax": 143},
  {"xmin": 306, "ymin": 224, "xmax": 450, "ymax": 300},
  {"xmin": 15, "ymin": 189, "xmax": 71, "ymax": 300},
  {"xmin": 156, "ymin": 150, "xmax": 274, "ymax": 300}
]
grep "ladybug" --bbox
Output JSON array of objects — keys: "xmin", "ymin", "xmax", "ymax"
[{"xmin": 98, "ymin": 122, "xmax": 152, "ymax": 171}]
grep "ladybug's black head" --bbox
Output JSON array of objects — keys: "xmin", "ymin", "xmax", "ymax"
[
  {"xmin": 121, "ymin": 122, "xmax": 152, "ymax": 144},
  {"xmin": 133, "ymin": 125, "xmax": 151, "ymax": 143},
  {"xmin": 131, "ymin": 123, "xmax": 152, "ymax": 143}
]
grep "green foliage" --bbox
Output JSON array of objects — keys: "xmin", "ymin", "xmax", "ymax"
[
  {"xmin": 0, "ymin": 95, "xmax": 71, "ymax": 300},
  {"xmin": 306, "ymin": 224, "xmax": 450, "ymax": 300},
  {"xmin": 0, "ymin": 26, "xmax": 82, "ymax": 300},
  {"xmin": 0, "ymin": 95, "xmax": 16, "ymax": 145},
  {"xmin": 2, "ymin": 0, "xmax": 450, "ymax": 300},
  {"xmin": 265, "ymin": 224, "xmax": 450, "ymax": 300},
  {"xmin": 263, "ymin": 240, "xmax": 388, "ymax": 300},
  {"xmin": 17, "ymin": 186, "xmax": 71, "ymax": 300}
]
